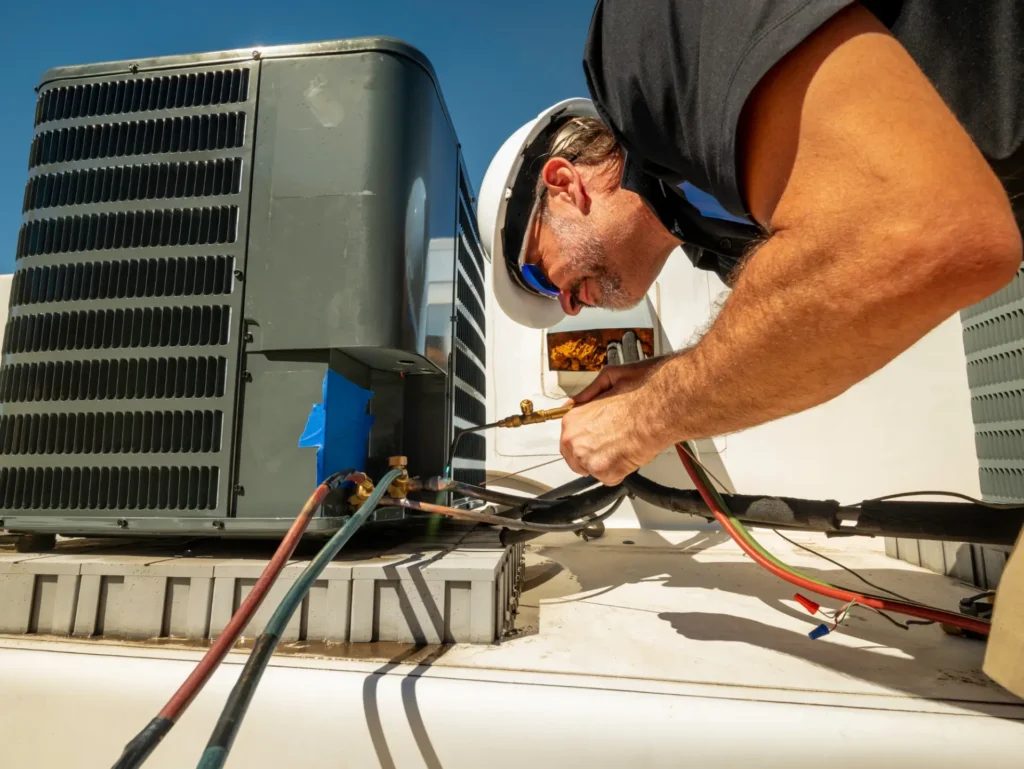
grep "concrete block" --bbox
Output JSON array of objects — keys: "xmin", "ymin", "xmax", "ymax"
[
  {"xmin": 242, "ymin": 577, "xmax": 301, "ymax": 641},
  {"xmin": 79, "ymin": 556, "xmax": 167, "ymax": 577},
  {"xmin": 73, "ymin": 574, "xmax": 102, "ymax": 637},
  {"xmin": 0, "ymin": 525, "xmax": 519, "ymax": 645},
  {"xmin": 0, "ymin": 573, "xmax": 35, "ymax": 634},
  {"xmin": 884, "ymin": 538, "xmax": 899, "ymax": 558},
  {"xmin": 146, "ymin": 558, "xmax": 217, "ymax": 579},
  {"xmin": 121, "ymin": 576, "xmax": 167, "ymax": 640},
  {"xmin": 164, "ymin": 577, "xmax": 191, "ymax": 638},
  {"xmin": 209, "ymin": 575, "xmax": 236, "ymax": 638},
  {"xmin": 470, "ymin": 580, "xmax": 495, "ymax": 644},
  {"xmin": 981, "ymin": 546, "xmax": 1009, "ymax": 588},
  {"xmin": 97, "ymin": 576, "xmax": 125, "ymax": 636},
  {"xmin": 443, "ymin": 580, "xmax": 472, "ymax": 643},
  {"xmin": 896, "ymin": 538, "xmax": 921, "ymax": 566},
  {"xmin": 918, "ymin": 540, "xmax": 947, "ymax": 574},
  {"xmin": 347, "ymin": 554, "xmax": 431, "ymax": 581},
  {"xmin": 185, "ymin": 577, "xmax": 214, "ymax": 640},
  {"xmin": 943, "ymin": 542, "xmax": 974, "ymax": 582},
  {"xmin": 349, "ymin": 578, "xmax": 376, "ymax": 643},
  {"xmin": 323, "ymin": 578, "xmax": 352, "ymax": 642},
  {"xmin": 51, "ymin": 574, "xmax": 81, "ymax": 636}
]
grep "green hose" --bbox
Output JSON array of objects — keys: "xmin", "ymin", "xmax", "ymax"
[
  {"xmin": 681, "ymin": 442, "xmax": 832, "ymax": 589},
  {"xmin": 195, "ymin": 468, "xmax": 403, "ymax": 769}
]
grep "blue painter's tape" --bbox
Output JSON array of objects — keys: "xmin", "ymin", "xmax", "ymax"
[{"xmin": 298, "ymin": 370, "xmax": 375, "ymax": 483}]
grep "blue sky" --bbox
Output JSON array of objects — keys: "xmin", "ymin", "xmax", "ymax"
[{"xmin": 0, "ymin": 0, "xmax": 596, "ymax": 273}]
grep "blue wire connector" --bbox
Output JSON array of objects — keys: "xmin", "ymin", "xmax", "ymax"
[{"xmin": 808, "ymin": 623, "xmax": 832, "ymax": 641}]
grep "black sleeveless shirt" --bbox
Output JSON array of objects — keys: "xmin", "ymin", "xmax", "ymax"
[{"xmin": 583, "ymin": 0, "xmax": 1024, "ymax": 281}]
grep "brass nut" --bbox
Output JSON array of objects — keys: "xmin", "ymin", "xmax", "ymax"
[
  {"xmin": 348, "ymin": 478, "xmax": 374, "ymax": 510},
  {"xmin": 520, "ymin": 399, "xmax": 534, "ymax": 416},
  {"xmin": 387, "ymin": 462, "xmax": 410, "ymax": 498},
  {"xmin": 387, "ymin": 475, "xmax": 410, "ymax": 500}
]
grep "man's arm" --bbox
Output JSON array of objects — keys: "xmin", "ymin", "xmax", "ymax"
[{"xmin": 560, "ymin": 4, "xmax": 1021, "ymax": 484}]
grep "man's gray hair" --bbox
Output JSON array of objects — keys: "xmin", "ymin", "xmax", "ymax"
[{"xmin": 535, "ymin": 117, "xmax": 622, "ymax": 197}]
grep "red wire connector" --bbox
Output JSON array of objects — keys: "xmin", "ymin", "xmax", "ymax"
[{"xmin": 794, "ymin": 593, "xmax": 821, "ymax": 615}]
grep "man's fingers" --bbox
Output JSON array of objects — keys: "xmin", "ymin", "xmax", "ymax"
[
  {"xmin": 590, "ymin": 463, "xmax": 628, "ymax": 486},
  {"xmin": 561, "ymin": 445, "xmax": 588, "ymax": 477},
  {"xmin": 572, "ymin": 370, "xmax": 613, "ymax": 405},
  {"xmin": 560, "ymin": 425, "xmax": 588, "ymax": 476}
]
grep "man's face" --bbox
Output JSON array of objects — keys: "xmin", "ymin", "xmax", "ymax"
[
  {"xmin": 524, "ymin": 171, "xmax": 675, "ymax": 316},
  {"xmin": 540, "ymin": 203, "xmax": 638, "ymax": 314}
]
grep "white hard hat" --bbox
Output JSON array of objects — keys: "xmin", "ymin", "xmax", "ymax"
[{"xmin": 477, "ymin": 98, "xmax": 599, "ymax": 329}]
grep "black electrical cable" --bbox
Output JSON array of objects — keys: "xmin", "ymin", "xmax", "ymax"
[
  {"xmin": 535, "ymin": 475, "xmax": 600, "ymax": 500},
  {"xmin": 620, "ymin": 473, "xmax": 708, "ymax": 516},
  {"xmin": 623, "ymin": 472, "xmax": 1024, "ymax": 546},
  {"xmin": 446, "ymin": 481, "xmax": 559, "ymax": 509},
  {"xmin": 859, "ymin": 490, "xmax": 1024, "ymax": 509},
  {"xmin": 521, "ymin": 484, "xmax": 627, "ymax": 525},
  {"xmin": 449, "ymin": 422, "xmax": 502, "ymax": 467},
  {"xmin": 501, "ymin": 485, "xmax": 629, "ymax": 545},
  {"xmin": 772, "ymin": 529, "xmax": 920, "ymax": 604},
  {"xmin": 385, "ymin": 495, "xmax": 626, "ymax": 533}
]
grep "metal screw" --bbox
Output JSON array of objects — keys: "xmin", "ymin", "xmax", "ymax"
[
  {"xmin": 129, "ymin": 63, "xmax": 139, "ymax": 74},
  {"xmin": 234, "ymin": 484, "xmax": 245, "ymax": 495},
  {"xmin": 244, "ymin": 332, "xmax": 254, "ymax": 343},
  {"xmin": 719, "ymin": 238, "xmax": 732, "ymax": 251},
  {"xmin": 242, "ymin": 371, "xmax": 253, "ymax": 383},
  {"xmin": 252, "ymin": 50, "xmax": 261, "ymax": 60},
  {"xmin": 233, "ymin": 269, "xmax": 244, "ymax": 280},
  {"xmin": 116, "ymin": 519, "xmax": 129, "ymax": 529},
  {"xmin": 212, "ymin": 520, "xmax": 225, "ymax": 530}
]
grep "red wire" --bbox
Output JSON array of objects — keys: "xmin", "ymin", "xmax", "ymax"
[
  {"xmin": 674, "ymin": 444, "xmax": 990, "ymax": 636},
  {"xmin": 157, "ymin": 479, "xmax": 335, "ymax": 721}
]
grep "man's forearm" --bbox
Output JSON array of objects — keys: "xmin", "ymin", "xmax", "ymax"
[{"xmin": 639, "ymin": 222, "xmax": 1018, "ymax": 447}]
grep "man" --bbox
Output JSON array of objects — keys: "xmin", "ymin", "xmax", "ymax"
[{"xmin": 476, "ymin": 2, "xmax": 1023, "ymax": 696}]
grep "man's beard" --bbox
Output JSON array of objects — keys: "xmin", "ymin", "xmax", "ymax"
[{"xmin": 544, "ymin": 210, "xmax": 638, "ymax": 310}]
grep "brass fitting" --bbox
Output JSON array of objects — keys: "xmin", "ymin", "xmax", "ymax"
[
  {"xmin": 496, "ymin": 398, "xmax": 574, "ymax": 428},
  {"xmin": 348, "ymin": 477, "xmax": 375, "ymax": 510},
  {"xmin": 387, "ymin": 456, "xmax": 410, "ymax": 499}
]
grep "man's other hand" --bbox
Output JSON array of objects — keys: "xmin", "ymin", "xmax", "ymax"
[{"xmin": 572, "ymin": 356, "xmax": 665, "ymax": 405}]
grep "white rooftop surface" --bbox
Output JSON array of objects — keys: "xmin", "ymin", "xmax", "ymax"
[{"xmin": 1, "ymin": 527, "xmax": 1021, "ymax": 768}]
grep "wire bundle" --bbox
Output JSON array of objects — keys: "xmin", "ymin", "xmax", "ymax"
[{"xmin": 674, "ymin": 442, "xmax": 991, "ymax": 636}]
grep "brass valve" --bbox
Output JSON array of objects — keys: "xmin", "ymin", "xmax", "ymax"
[
  {"xmin": 387, "ymin": 456, "xmax": 410, "ymax": 499},
  {"xmin": 348, "ymin": 477, "xmax": 375, "ymax": 510},
  {"xmin": 496, "ymin": 399, "xmax": 574, "ymax": 428}
]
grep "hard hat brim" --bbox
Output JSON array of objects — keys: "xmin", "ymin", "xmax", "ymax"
[{"xmin": 480, "ymin": 99, "xmax": 599, "ymax": 330}]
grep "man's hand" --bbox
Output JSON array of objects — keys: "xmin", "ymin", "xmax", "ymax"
[
  {"xmin": 560, "ymin": 358, "xmax": 669, "ymax": 484},
  {"xmin": 570, "ymin": 356, "xmax": 665, "ymax": 406}
]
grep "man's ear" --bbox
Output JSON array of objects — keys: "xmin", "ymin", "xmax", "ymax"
[{"xmin": 541, "ymin": 158, "xmax": 591, "ymax": 214}]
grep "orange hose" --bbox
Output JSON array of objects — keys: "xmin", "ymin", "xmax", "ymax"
[{"xmin": 157, "ymin": 479, "xmax": 336, "ymax": 720}]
